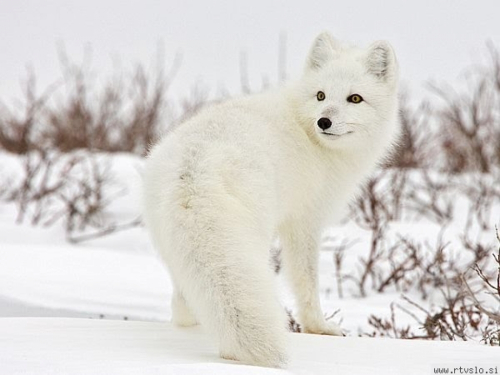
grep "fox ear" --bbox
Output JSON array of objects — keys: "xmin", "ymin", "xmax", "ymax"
[
  {"xmin": 306, "ymin": 32, "xmax": 340, "ymax": 71},
  {"xmin": 365, "ymin": 41, "xmax": 398, "ymax": 83}
]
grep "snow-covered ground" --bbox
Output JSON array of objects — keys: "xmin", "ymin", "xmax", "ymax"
[
  {"xmin": 1, "ymin": 318, "xmax": 498, "ymax": 375},
  {"xmin": 0, "ymin": 151, "xmax": 498, "ymax": 374}
]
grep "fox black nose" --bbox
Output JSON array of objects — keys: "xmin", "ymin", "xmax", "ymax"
[{"xmin": 317, "ymin": 117, "xmax": 332, "ymax": 130}]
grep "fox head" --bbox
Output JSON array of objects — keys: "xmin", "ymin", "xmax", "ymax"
[{"xmin": 293, "ymin": 32, "xmax": 400, "ymax": 155}]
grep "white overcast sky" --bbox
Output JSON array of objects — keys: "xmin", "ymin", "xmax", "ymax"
[{"xmin": 1, "ymin": 0, "xmax": 499, "ymax": 102}]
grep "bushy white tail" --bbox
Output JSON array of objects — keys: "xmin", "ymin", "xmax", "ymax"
[{"xmin": 145, "ymin": 167, "xmax": 288, "ymax": 367}]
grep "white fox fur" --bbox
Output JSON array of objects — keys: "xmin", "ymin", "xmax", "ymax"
[{"xmin": 143, "ymin": 32, "xmax": 400, "ymax": 367}]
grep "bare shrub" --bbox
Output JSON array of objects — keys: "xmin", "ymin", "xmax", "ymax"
[
  {"xmin": 10, "ymin": 150, "xmax": 123, "ymax": 239},
  {"xmin": 375, "ymin": 237, "xmax": 422, "ymax": 294},
  {"xmin": 388, "ymin": 91, "xmax": 433, "ymax": 169},
  {"xmin": 14, "ymin": 150, "xmax": 65, "ymax": 224},
  {"xmin": 0, "ymin": 170, "xmax": 15, "ymax": 202},
  {"xmin": 415, "ymin": 235, "xmax": 457, "ymax": 300},
  {"xmin": 352, "ymin": 225, "xmax": 386, "ymax": 297},
  {"xmin": 365, "ymin": 302, "xmax": 415, "ymax": 339},
  {"xmin": 3, "ymin": 148, "xmax": 144, "ymax": 242},
  {"xmin": 407, "ymin": 292, "xmax": 483, "ymax": 341},
  {"xmin": 347, "ymin": 170, "xmax": 423, "ymax": 297},
  {"xmin": 350, "ymin": 169, "xmax": 408, "ymax": 227},
  {"xmin": 405, "ymin": 170, "xmax": 454, "ymax": 224},
  {"xmin": 0, "ymin": 49, "xmax": 177, "ymax": 156},
  {"xmin": 388, "ymin": 43, "xmax": 500, "ymax": 173},
  {"xmin": 365, "ymin": 292, "xmax": 488, "ymax": 341},
  {"xmin": 0, "ymin": 71, "xmax": 58, "ymax": 153},
  {"xmin": 42, "ymin": 50, "xmax": 174, "ymax": 155},
  {"xmin": 461, "ymin": 235, "xmax": 495, "ymax": 271},
  {"xmin": 429, "ymin": 42, "xmax": 500, "ymax": 173},
  {"xmin": 331, "ymin": 238, "xmax": 358, "ymax": 299},
  {"xmin": 347, "ymin": 233, "xmax": 440, "ymax": 298},
  {"xmin": 461, "ymin": 229, "xmax": 500, "ymax": 343},
  {"xmin": 361, "ymin": 229, "xmax": 500, "ymax": 344},
  {"xmin": 67, "ymin": 217, "xmax": 142, "ymax": 244},
  {"xmin": 52, "ymin": 155, "xmax": 115, "ymax": 234},
  {"xmin": 462, "ymin": 173, "xmax": 500, "ymax": 231}
]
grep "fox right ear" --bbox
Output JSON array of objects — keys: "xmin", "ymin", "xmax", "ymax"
[
  {"xmin": 306, "ymin": 32, "xmax": 340, "ymax": 71},
  {"xmin": 365, "ymin": 41, "xmax": 398, "ymax": 83}
]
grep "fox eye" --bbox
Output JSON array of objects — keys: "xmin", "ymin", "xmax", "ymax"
[
  {"xmin": 316, "ymin": 91, "xmax": 325, "ymax": 101},
  {"xmin": 347, "ymin": 94, "xmax": 363, "ymax": 104}
]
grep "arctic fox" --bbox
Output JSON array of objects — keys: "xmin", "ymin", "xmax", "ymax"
[{"xmin": 143, "ymin": 32, "xmax": 400, "ymax": 367}]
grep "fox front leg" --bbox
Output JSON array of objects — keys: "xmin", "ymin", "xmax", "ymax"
[{"xmin": 279, "ymin": 224, "xmax": 343, "ymax": 336}]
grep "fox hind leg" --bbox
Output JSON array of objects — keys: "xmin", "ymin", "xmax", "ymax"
[
  {"xmin": 173, "ymin": 216, "xmax": 289, "ymax": 367},
  {"xmin": 171, "ymin": 290, "xmax": 198, "ymax": 327}
]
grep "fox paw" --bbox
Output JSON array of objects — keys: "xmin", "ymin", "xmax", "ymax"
[
  {"xmin": 220, "ymin": 350, "xmax": 238, "ymax": 362},
  {"xmin": 302, "ymin": 320, "xmax": 344, "ymax": 336},
  {"xmin": 171, "ymin": 294, "xmax": 198, "ymax": 327}
]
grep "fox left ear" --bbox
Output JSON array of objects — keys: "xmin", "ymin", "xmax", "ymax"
[
  {"xmin": 365, "ymin": 41, "xmax": 398, "ymax": 83},
  {"xmin": 306, "ymin": 32, "xmax": 341, "ymax": 71}
]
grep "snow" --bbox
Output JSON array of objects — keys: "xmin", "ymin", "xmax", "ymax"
[
  {"xmin": 0, "ymin": 151, "xmax": 498, "ymax": 373},
  {"xmin": 0, "ymin": 244, "xmax": 170, "ymax": 320},
  {"xmin": 1, "ymin": 318, "xmax": 497, "ymax": 375}
]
